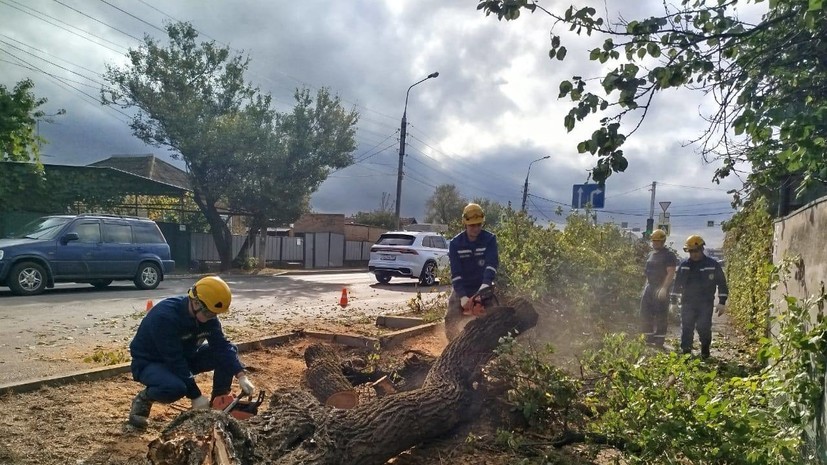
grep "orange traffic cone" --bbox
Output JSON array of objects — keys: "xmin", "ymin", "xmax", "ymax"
[
  {"xmin": 145, "ymin": 300, "xmax": 154, "ymax": 312},
  {"xmin": 339, "ymin": 288, "xmax": 348, "ymax": 308}
]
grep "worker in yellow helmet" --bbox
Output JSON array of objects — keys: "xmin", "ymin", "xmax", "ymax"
[
  {"xmin": 640, "ymin": 229, "xmax": 678, "ymax": 348},
  {"xmin": 670, "ymin": 235, "xmax": 729, "ymax": 359},
  {"xmin": 127, "ymin": 276, "xmax": 255, "ymax": 429},
  {"xmin": 445, "ymin": 203, "xmax": 500, "ymax": 341}
]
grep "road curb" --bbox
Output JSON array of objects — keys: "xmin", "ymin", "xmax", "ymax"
[{"xmin": 0, "ymin": 332, "xmax": 302, "ymax": 396}]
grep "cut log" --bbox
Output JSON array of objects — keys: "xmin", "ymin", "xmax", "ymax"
[
  {"xmin": 147, "ymin": 298, "xmax": 539, "ymax": 465},
  {"xmin": 303, "ymin": 343, "xmax": 359, "ymax": 408}
]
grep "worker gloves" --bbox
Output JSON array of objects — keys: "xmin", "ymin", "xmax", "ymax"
[
  {"xmin": 460, "ymin": 296, "xmax": 470, "ymax": 308},
  {"xmin": 238, "ymin": 375, "xmax": 255, "ymax": 396},
  {"xmin": 656, "ymin": 287, "xmax": 669, "ymax": 301},
  {"xmin": 191, "ymin": 395, "xmax": 211, "ymax": 410},
  {"xmin": 716, "ymin": 303, "xmax": 727, "ymax": 316}
]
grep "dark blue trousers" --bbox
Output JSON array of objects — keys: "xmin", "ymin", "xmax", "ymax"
[
  {"xmin": 640, "ymin": 287, "xmax": 669, "ymax": 344},
  {"xmin": 134, "ymin": 343, "xmax": 236, "ymax": 403},
  {"xmin": 680, "ymin": 301, "xmax": 714, "ymax": 354}
]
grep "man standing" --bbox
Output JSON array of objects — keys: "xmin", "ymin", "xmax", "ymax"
[
  {"xmin": 670, "ymin": 235, "xmax": 729, "ymax": 358},
  {"xmin": 445, "ymin": 203, "xmax": 499, "ymax": 341},
  {"xmin": 640, "ymin": 229, "xmax": 677, "ymax": 348},
  {"xmin": 127, "ymin": 275, "xmax": 255, "ymax": 429}
]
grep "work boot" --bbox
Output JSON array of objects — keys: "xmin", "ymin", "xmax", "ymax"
[
  {"xmin": 128, "ymin": 389, "xmax": 153, "ymax": 429},
  {"xmin": 701, "ymin": 347, "xmax": 711, "ymax": 360}
]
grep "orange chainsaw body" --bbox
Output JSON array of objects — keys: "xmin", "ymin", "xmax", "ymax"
[{"xmin": 211, "ymin": 391, "xmax": 264, "ymax": 420}]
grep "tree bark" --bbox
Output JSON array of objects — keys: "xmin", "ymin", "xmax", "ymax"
[
  {"xmin": 147, "ymin": 298, "xmax": 538, "ymax": 465},
  {"xmin": 304, "ymin": 343, "xmax": 359, "ymax": 407}
]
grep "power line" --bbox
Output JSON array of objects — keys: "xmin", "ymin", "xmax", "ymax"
[
  {"xmin": 51, "ymin": 0, "xmax": 143, "ymax": 42},
  {"xmin": 0, "ymin": 0, "xmax": 126, "ymax": 53},
  {"xmin": 96, "ymin": 0, "xmax": 165, "ymax": 34}
]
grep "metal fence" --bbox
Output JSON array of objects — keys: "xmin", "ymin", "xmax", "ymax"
[{"xmin": 190, "ymin": 232, "xmax": 372, "ymax": 268}]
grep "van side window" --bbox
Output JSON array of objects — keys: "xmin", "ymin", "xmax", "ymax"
[
  {"xmin": 102, "ymin": 223, "xmax": 133, "ymax": 244},
  {"xmin": 73, "ymin": 222, "xmax": 101, "ymax": 243},
  {"xmin": 433, "ymin": 236, "xmax": 448, "ymax": 249},
  {"xmin": 133, "ymin": 222, "xmax": 165, "ymax": 244}
]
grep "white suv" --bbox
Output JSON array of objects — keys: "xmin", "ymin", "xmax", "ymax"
[{"xmin": 368, "ymin": 231, "xmax": 449, "ymax": 286}]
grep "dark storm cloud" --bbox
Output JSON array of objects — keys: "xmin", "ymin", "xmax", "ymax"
[{"xmin": 1, "ymin": 0, "xmax": 744, "ymax": 247}]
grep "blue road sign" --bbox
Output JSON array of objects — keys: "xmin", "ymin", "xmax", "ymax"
[{"xmin": 571, "ymin": 184, "xmax": 605, "ymax": 208}]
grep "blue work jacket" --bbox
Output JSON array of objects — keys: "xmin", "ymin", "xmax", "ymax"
[
  {"xmin": 129, "ymin": 296, "xmax": 243, "ymax": 399},
  {"xmin": 671, "ymin": 255, "xmax": 729, "ymax": 306},
  {"xmin": 448, "ymin": 229, "xmax": 499, "ymax": 297}
]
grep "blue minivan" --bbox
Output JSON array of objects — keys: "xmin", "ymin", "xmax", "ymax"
[{"xmin": 0, "ymin": 214, "xmax": 175, "ymax": 296}]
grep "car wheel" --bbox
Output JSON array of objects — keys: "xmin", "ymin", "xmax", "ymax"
[
  {"xmin": 419, "ymin": 261, "xmax": 437, "ymax": 287},
  {"xmin": 90, "ymin": 279, "xmax": 113, "ymax": 289},
  {"xmin": 134, "ymin": 262, "xmax": 161, "ymax": 290},
  {"xmin": 375, "ymin": 272, "xmax": 392, "ymax": 284},
  {"xmin": 8, "ymin": 261, "xmax": 47, "ymax": 296}
]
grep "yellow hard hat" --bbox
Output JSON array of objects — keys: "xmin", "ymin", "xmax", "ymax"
[
  {"xmin": 462, "ymin": 203, "xmax": 485, "ymax": 225},
  {"xmin": 188, "ymin": 276, "xmax": 232, "ymax": 314},
  {"xmin": 683, "ymin": 234, "xmax": 705, "ymax": 252},
  {"xmin": 650, "ymin": 229, "xmax": 667, "ymax": 241}
]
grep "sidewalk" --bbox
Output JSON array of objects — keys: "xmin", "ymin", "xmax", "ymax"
[{"xmin": 167, "ymin": 267, "xmax": 369, "ymax": 279}]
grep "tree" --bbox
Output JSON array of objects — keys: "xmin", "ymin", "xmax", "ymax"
[
  {"xmin": 102, "ymin": 22, "xmax": 356, "ymax": 270},
  {"xmin": 477, "ymin": 0, "xmax": 827, "ymax": 200},
  {"xmin": 1, "ymin": 79, "xmax": 49, "ymax": 164},
  {"xmin": 425, "ymin": 184, "xmax": 467, "ymax": 224},
  {"xmin": 352, "ymin": 193, "xmax": 397, "ymax": 230},
  {"xmin": 229, "ymin": 87, "xmax": 358, "ymax": 234}
]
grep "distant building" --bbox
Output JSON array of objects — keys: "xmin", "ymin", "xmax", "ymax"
[{"xmin": 88, "ymin": 154, "xmax": 190, "ymax": 190}]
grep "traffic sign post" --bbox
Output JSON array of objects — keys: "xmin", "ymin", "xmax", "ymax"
[{"xmin": 571, "ymin": 184, "xmax": 605, "ymax": 209}]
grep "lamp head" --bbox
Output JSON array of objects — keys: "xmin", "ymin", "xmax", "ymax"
[{"xmin": 428, "ymin": 72, "xmax": 439, "ymax": 79}]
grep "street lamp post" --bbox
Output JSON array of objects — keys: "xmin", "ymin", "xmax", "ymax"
[
  {"xmin": 521, "ymin": 155, "xmax": 550, "ymax": 212},
  {"xmin": 395, "ymin": 71, "xmax": 439, "ymax": 230}
]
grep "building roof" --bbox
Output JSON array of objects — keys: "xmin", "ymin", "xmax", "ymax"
[{"xmin": 88, "ymin": 154, "xmax": 191, "ymax": 190}]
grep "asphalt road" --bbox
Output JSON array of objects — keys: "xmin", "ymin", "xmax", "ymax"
[{"xmin": 0, "ymin": 271, "xmax": 448, "ymax": 385}]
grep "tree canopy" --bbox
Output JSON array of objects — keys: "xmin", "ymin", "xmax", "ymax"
[
  {"xmin": 1, "ymin": 79, "xmax": 49, "ymax": 164},
  {"xmin": 478, "ymin": 0, "xmax": 827, "ymax": 201},
  {"xmin": 425, "ymin": 184, "xmax": 467, "ymax": 224},
  {"xmin": 102, "ymin": 22, "xmax": 357, "ymax": 269}
]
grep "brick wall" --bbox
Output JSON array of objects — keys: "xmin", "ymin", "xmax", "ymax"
[
  {"xmin": 344, "ymin": 223, "xmax": 387, "ymax": 242},
  {"xmin": 292, "ymin": 213, "xmax": 345, "ymax": 234}
]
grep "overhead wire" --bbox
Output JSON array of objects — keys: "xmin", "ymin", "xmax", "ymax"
[
  {"xmin": 0, "ymin": 0, "xmax": 127, "ymax": 53},
  {"xmin": 51, "ymin": 0, "xmax": 143, "ymax": 42}
]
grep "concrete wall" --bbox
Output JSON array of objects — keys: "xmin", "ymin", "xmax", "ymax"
[
  {"xmin": 771, "ymin": 194, "xmax": 827, "ymax": 461},
  {"xmin": 771, "ymin": 195, "xmax": 827, "ymax": 308}
]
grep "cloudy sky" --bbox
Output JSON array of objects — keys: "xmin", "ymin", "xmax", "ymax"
[{"xmin": 1, "ymin": 0, "xmax": 756, "ymax": 249}]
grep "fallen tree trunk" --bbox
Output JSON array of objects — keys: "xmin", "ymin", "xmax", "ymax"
[
  {"xmin": 147, "ymin": 298, "xmax": 538, "ymax": 465},
  {"xmin": 304, "ymin": 343, "xmax": 359, "ymax": 408}
]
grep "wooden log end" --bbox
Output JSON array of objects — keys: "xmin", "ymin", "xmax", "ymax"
[{"xmin": 324, "ymin": 390, "xmax": 359, "ymax": 409}]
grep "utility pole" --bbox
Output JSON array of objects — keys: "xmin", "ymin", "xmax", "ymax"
[
  {"xmin": 394, "ymin": 72, "xmax": 439, "ymax": 230},
  {"xmin": 645, "ymin": 181, "xmax": 657, "ymax": 238},
  {"xmin": 521, "ymin": 155, "xmax": 550, "ymax": 212}
]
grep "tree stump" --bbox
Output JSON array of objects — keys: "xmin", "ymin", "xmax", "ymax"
[{"xmin": 147, "ymin": 298, "xmax": 538, "ymax": 465}]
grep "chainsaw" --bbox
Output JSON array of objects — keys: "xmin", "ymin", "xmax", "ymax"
[
  {"xmin": 211, "ymin": 390, "xmax": 265, "ymax": 420},
  {"xmin": 462, "ymin": 285, "xmax": 499, "ymax": 316}
]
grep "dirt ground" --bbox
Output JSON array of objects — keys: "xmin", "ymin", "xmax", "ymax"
[
  {"xmin": 0, "ymin": 318, "xmax": 507, "ymax": 465},
  {"xmin": 0, "ymin": 298, "xmax": 732, "ymax": 465}
]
